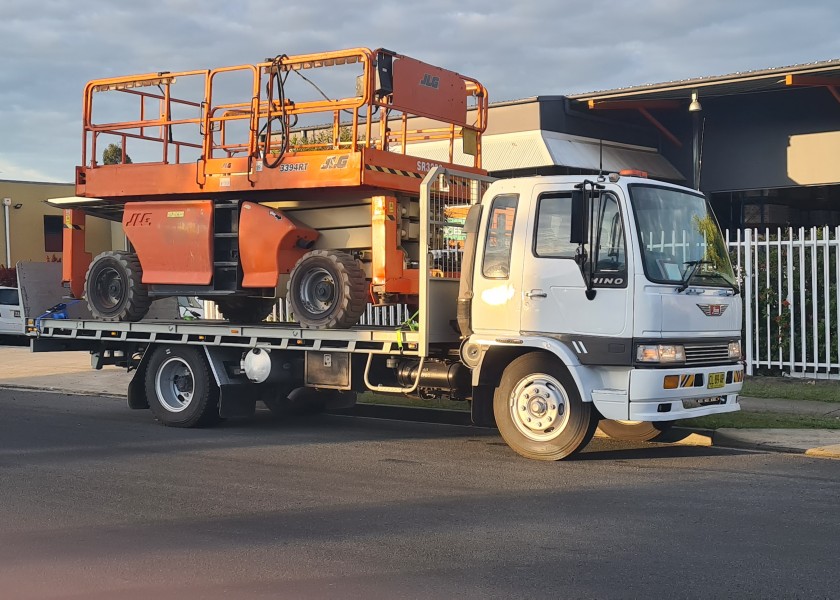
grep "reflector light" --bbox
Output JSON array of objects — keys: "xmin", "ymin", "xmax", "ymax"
[{"xmin": 619, "ymin": 169, "xmax": 648, "ymax": 178}]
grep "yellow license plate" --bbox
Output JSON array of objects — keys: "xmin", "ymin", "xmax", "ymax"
[{"xmin": 708, "ymin": 372, "xmax": 725, "ymax": 389}]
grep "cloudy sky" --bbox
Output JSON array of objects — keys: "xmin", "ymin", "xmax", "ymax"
[{"xmin": 2, "ymin": 0, "xmax": 840, "ymax": 182}]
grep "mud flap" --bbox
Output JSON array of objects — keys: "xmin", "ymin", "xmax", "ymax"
[
  {"xmin": 470, "ymin": 385, "xmax": 496, "ymax": 428},
  {"xmin": 127, "ymin": 351, "xmax": 150, "ymax": 410},
  {"xmin": 218, "ymin": 384, "xmax": 258, "ymax": 419}
]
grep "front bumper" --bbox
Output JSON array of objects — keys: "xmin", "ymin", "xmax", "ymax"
[{"xmin": 627, "ymin": 363, "xmax": 744, "ymax": 421}]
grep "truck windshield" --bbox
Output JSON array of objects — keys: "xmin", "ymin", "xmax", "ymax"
[{"xmin": 629, "ymin": 184, "xmax": 737, "ymax": 289}]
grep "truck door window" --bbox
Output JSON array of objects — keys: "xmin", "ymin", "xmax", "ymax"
[
  {"xmin": 482, "ymin": 194, "xmax": 518, "ymax": 279},
  {"xmin": 595, "ymin": 195, "xmax": 626, "ymax": 274},
  {"xmin": 534, "ymin": 193, "xmax": 577, "ymax": 258}
]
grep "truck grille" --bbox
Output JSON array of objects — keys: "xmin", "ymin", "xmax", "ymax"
[{"xmin": 684, "ymin": 343, "xmax": 731, "ymax": 366}]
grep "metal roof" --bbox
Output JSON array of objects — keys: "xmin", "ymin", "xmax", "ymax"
[
  {"xmin": 407, "ymin": 130, "xmax": 684, "ymax": 180},
  {"xmin": 568, "ymin": 58, "xmax": 840, "ymax": 103}
]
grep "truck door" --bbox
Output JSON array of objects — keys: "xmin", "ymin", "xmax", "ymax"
[{"xmin": 519, "ymin": 185, "xmax": 632, "ymax": 349}]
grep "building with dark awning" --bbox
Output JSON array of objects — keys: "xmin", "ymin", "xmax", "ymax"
[
  {"xmin": 409, "ymin": 59, "xmax": 840, "ymax": 231},
  {"xmin": 569, "ymin": 59, "xmax": 840, "ymax": 231}
]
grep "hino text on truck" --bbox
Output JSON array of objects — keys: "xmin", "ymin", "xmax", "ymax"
[{"xmin": 22, "ymin": 47, "xmax": 744, "ymax": 460}]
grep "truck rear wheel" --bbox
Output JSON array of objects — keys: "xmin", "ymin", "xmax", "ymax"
[
  {"xmin": 145, "ymin": 345, "xmax": 219, "ymax": 427},
  {"xmin": 287, "ymin": 250, "xmax": 366, "ymax": 329},
  {"xmin": 214, "ymin": 297, "xmax": 276, "ymax": 323},
  {"xmin": 493, "ymin": 353, "xmax": 597, "ymax": 461},
  {"xmin": 85, "ymin": 251, "xmax": 151, "ymax": 321},
  {"xmin": 597, "ymin": 420, "xmax": 674, "ymax": 442}
]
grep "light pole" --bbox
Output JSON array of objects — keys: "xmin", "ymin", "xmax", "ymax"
[
  {"xmin": 688, "ymin": 90, "xmax": 703, "ymax": 190},
  {"xmin": 2, "ymin": 197, "xmax": 10, "ymax": 268}
]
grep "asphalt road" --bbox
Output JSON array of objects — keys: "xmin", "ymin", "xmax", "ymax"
[{"xmin": 1, "ymin": 389, "xmax": 839, "ymax": 600}]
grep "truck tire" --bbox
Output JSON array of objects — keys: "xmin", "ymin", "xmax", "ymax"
[
  {"xmin": 261, "ymin": 385, "xmax": 294, "ymax": 417},
  {"xmin": 287, "ymin": 250, "xmax": 366, "ymax": 329},
  {"xmin": 145, "ymin": 345, "xmax": 220, "ymax": 427},
  {"xmin": 597, "ymin": 420, "xmax": 674, "ymax": 442},
  {"xmin": 84, "ymin": 251, "xmax": 151, "ymax": 321},
  {"xmin": 264, "ymin": 387, "xmax": 357, "ymax": 416},
  {"xmin": 493, "ymin": 352, "xmax": 597, "ymax": 461},
  {"xmin": 215, "ymin": 297, "xmax": 276, "ymax": 323}
]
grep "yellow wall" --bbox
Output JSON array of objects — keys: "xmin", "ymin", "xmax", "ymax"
[
  {"xmin": 787, "ymin": 131, "xmax": 840, "ymax": 186},
  {"xmin": 0, "ymin": 180, "xmax": 120, "ymax": 267}
]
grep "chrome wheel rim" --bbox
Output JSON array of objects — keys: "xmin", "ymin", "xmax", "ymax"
[
  {"xmin": 509, "ymin": 373, "xmax": 570, "ymax": 442},
  {"xmin": 155, "ymin": 357, "xmax": 195, "ymax": 413}
]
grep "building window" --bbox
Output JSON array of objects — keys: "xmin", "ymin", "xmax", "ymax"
[{"xmin": 44, "ymin": 216, "xmax": 63, "ymax": 253}]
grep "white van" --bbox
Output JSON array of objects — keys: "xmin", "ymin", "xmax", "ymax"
[{"xmin": 0, "ymin": 286, "xmax": 23, "ymax": 336}]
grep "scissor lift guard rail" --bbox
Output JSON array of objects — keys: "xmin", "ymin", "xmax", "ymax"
[{"xmin": 56, "ymin": 48, "xmax": 488, "ymax": 327}]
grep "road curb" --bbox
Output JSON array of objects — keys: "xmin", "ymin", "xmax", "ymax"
[
  {"xmin": 711, "ymin": 429, "xmax": 840, "ymax": 458},
  {"xmin": 0, "ymin": 383, "xmax": 126, "ymax": 399},
  {"xmin": 805, "ymin": 445, "xmax": 840, "ymax": 458}
]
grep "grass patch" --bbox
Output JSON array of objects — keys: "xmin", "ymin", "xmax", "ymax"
[
  {"xmin": 741, "ymin": 376, "xmax": 839, "ymax": 403},
  {"xmin": 677, "ymin": 410, "xmax": 840, "ymax": 430}
]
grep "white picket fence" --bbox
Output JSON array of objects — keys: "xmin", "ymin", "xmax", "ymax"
[{"xmin": 728, "ymin": 227, "xmax": 840, "ymax": 379}]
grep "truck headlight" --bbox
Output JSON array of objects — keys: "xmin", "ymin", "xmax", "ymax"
[
  {"xmin": 636, "ymin": 344, "xmax": 686, "ymax": 364},
  {"xmin": 728, "ymin": 340, "xmax": 742, "ymax": 360}
]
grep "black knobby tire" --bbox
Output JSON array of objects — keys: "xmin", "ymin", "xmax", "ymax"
[
  {"xmin": 145, "ymin": 345, "xmax": 220, "ymax": 428},
  {"xmin": 493, "ymin": 352, "xmax": 598, "ymax": 461},
  {"xmin": 597, "ymin": 420, "xmax": 674, "ymax": 442},
  {"xmin": 287, "ymin": 250, "xmax": 367, "ymax": 329},
  {"xmin": 215, "ymin": 297, "xmax": 276, "ymax": 323},
  {"xmin": 84, "ymin": 251, "xmax": 151, "ymax": 321}
]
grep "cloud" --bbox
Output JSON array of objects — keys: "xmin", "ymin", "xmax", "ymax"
[
  {"xmin": 2, "ymin": 0, "xmax": 840, "ymax": 180},
  {"xmin": 0, "ymin": 157, "xmax": 64, "ymax": 183}
]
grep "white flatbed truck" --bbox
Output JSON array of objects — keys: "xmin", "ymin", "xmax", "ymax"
[{"xmin": 24, "ymin": 168, "xmax": 744, "ymax": 461}]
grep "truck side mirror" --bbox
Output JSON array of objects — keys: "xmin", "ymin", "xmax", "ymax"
[{"xmin": 570, "ymin": 190, "xmax": 588, "ymax": 244}]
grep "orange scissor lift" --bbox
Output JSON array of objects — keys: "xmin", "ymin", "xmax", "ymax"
[{"xmin": 61, "ymin": 48, "xmax": 487, "ymax": 327}]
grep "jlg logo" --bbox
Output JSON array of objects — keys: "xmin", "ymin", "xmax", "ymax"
[
  {"xmin": 419, "ymin": 74, "xmax": 440, "ymax": 89},
  {"xmin": 125, "ymin": 212, "xmax": 152, "ymax": 226},
  {"xmin": 321, "ymin": 155, "xmax": 349, "ymax": 170}
]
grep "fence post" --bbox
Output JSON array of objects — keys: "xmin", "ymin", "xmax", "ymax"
[{"xmin": 744, "ymin": 228, "xmax": 753, "ymax": 376}]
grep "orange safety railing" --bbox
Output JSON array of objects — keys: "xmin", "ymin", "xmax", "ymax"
[{"xmin": 80, "ymin": 48, "xmax": 487, "ymax": 185}]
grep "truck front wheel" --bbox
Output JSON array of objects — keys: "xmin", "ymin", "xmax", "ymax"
[
  {"xmin": 145, "ymin": 345, "xmax": 219, "ymax": 427},
  {"xmin": 597, "ymin": 420, "xmax": 674, "ymax": 442},
  {"xmin": 493, "ymin": 353, "xmax": 596, "ymax": 461}
]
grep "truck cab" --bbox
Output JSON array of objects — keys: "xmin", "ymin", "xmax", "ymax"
[{"xmin": 463, "ymin": 173, "xmax": 743, "ymax": 459}]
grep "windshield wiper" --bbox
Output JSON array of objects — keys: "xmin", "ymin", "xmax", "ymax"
[
  {"xmin": 678, "ymin": 260, "xmax": 711, "ymax": 292},
  {"xmin": 707, "ymin": 273, "xmax": 741, "ymax": 295}
]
